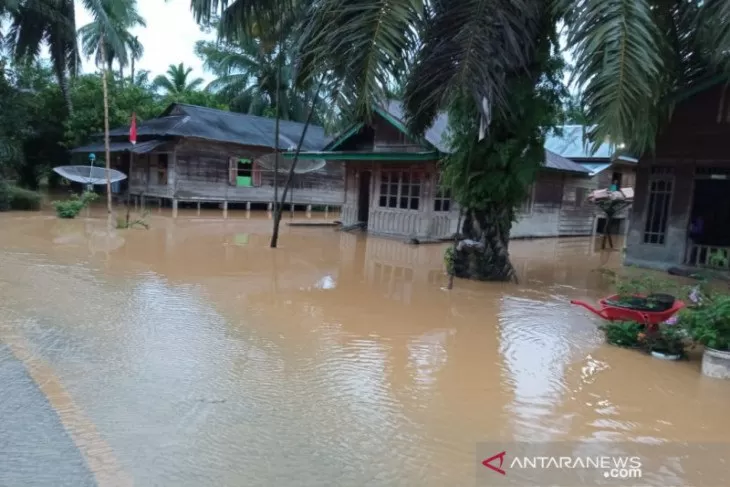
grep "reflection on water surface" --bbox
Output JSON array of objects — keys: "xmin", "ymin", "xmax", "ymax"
[{"xmin": 1, "ymin": 209, "xmax": 729, "ymax": 486}]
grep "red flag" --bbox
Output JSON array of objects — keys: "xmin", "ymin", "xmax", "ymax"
[{"xmin": 129, "ymin": 112, "xmax": 137, "ymax": 145}]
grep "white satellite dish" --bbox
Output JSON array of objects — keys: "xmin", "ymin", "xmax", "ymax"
[
  {"xmin": 53, "ymin": 165, "xmax": 127, "ymax": 185},
  {"xmin": 255, "ymin": 152, "xmax": 327, "ymax": 174},
  {"xmin": 255, "ymin": 134, "xmax": 328, "ymax": 174}
]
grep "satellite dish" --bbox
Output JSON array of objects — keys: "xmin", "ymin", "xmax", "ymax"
[
  {"xmin": 255, "ymin": 134, "xmax": 328, "ymax": 174},
  {"xmin": 53, "ymin": 165, "xmax": 127, "ymax": 185},
  {"xmin": 255, "ymin": 153, "xmax": 327, "ymax": 174}
]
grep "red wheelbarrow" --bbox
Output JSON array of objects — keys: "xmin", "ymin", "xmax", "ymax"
[{"xmin": 570, "ymin": 294, "xmax": 685, "ymax": 326}]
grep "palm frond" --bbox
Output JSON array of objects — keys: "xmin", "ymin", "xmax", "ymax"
[
  {"xmin": 296, "ymin": 0, "xmax": 421, "ymax": 121},
  {"xmin": 403, "ymin": 0, "xmax": 543, "ymax": 136},
  {"xmin": 152, "ymin": 74, "xmax": 176, "ymax": 93},
  {"xmin": 153, "ymin": 63, "xmax": 204, "ymax": 95},
  {"xmin": 696, "ymin": 0, "xmax": 730, "ymax": 71},
  {"xmin": 189, "ymin": 0, "xmax": 296, "ymax": 42},
  {"xmin": 566, "ymin": 0, "xmax": 663, "ymax": 153}
]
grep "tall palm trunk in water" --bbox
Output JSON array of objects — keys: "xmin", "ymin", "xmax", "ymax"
[
  {"xmin": 269, "ymin": 27, "xmax": 284, "ymax": 248},
  {"xmin": 100, "ymin": 40, "xmax": 112, "ymax": 214},
  {"xmin": 270, "ymin": 79, "xmax": 325, "ymax": 248}
]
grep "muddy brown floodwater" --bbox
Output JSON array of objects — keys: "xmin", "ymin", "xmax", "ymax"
[{"xmin": 1, "ymin": 208, "xmax": 730, "ymax": 486}]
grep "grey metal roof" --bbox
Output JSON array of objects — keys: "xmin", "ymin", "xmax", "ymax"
[
  {"xmin": 384, "ymin": 101, "xmax": 450, "ymax": 152},
  {"xmin": 71, "ymin": 139, "xmax": 166, "ymax": 154},
  {"xmin": 382, "ymin": 102, "xmax": 588, "ymax": 174},
  {"xmin": 544, "ymin": 149, "xmax": 590, "ymax": 174},
  {"xmin": 105, "ymin": 103, "xmax": 331, "ymax": 151}
]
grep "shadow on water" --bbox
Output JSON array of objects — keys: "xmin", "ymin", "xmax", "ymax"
[{"xmin": 1, "ymin": 208, "xmax": 729, "ymax": 486}]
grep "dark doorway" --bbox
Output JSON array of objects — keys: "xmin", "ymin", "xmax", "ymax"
[
  {"xmin": 689, "ymin": 179, "xmax": 730, "ymax": 246},
  {"xmin": 358, "ymin": 171, "xmax": 371, "ymax": 223}
]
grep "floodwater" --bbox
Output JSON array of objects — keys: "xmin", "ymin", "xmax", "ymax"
[{"xmin": 1, "ymin": 208, "xmax": 730, "ymax": 487}]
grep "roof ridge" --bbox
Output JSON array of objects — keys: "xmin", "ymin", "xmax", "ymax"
[{"xmin": 174, "ymin": 103, "xmax": 325, "ymax": 130}]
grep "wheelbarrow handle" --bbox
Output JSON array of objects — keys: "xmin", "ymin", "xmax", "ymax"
[{"xmin": 570, "ymin": 300, "xmax": 609, "ymax": 319}]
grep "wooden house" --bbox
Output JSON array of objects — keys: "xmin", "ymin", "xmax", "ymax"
[
  {"xmin": 624, "ymin": 80, "xmax": 730, "ymax": 270},
  {"xmin": 286, "ymin": 102, "xmax": 608, "ymax": 240},
  {"xmin": 71, "ymin": 103, "xmax": 344, "ymax": 210}
]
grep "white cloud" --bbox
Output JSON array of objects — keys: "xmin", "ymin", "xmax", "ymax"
[{"xmin": 75, "ymin": 0, "xmax": 216, "ymax": 81}]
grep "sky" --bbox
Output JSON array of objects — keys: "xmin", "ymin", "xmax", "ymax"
[{"xmin": 74, "ymin": 0, "xmax": 215, "ymax": 82}]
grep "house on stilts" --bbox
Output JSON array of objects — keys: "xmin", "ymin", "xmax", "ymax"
[
  {"xmin": 70, "ymin": 103, "xmax": 344, "ymax": 211},
  {"xmin": 285, "ymin": 102, "xmax": 634, "ymax": 240}
]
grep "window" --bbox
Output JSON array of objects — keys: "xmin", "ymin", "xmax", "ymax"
[
  {"xmin": 157, "ymin": 154, "xmax": 168, "ymax": 185},
  {"xmin": 433, "ymin": 182, "xmax": 451, "ymax": 212},
  {"xmin": 611, "ymin": 171, "xmax": 622, "ymax": 189},
  {"xmin": 379, "ymin": 170, "xmax": 421, "ymax": 210},
  {"xmin": 229, "ymin": 157, "xmax": 254, "ymax": 186},
  {"xmin": 643, "ymin": 170, "xmax": 674, "ymax": 244},
  {"xmin": 574, "ymin": 187, "xmax": 587, "ymax": 208}
]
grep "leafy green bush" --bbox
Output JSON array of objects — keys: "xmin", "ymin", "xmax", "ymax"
[
  {"xmin": 0, "ymin": 181, "xmax": 42, "ymax": 211},
  {"xmin": 599, "ymin": 321, "xmax": 643, "ymax": 348},
  {"xmin": 643, "ymin": 321, "xmax": 686, "ymax": 356},
  {"xmin": 8, "ymin": 186, "xmax": 41, "ymax": 210},
  {"xmin": 444, "ymin": 246, "xmax": 455, "ymax": 274},
  {"xmin": 681, "ymin": 290, "xmax": 730, "ymax": 351},
  {"xmin": 53, "ymin": 199, "xmax": 86, "ymax": 218},
  {"xmin": 52, "ymin": 190, "xmax": 98, "ymax": 219}
]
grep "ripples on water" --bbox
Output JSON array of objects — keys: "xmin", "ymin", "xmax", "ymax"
[{"xmin": 1, "ymin": 211, "xmax": 730, "ymax": 486}]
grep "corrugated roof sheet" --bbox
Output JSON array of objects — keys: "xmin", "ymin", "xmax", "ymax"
[
  {"xmin": 381, "ymin": 102, "xmax": 588, "ymax": 174},
  {"xmin": 384, "ymin": 101, "xmax": 450, "ymax": 153},
  {"xmin": 544, "ymin": 149, "xmax": 591, "ymax": 174},
  {"xmin": 106, "ymin": 104, "xmax": 331, "ymax": 151},
  {"xmin": 544, "ymin": 125, "xmax": 614, "ymax": 160}
]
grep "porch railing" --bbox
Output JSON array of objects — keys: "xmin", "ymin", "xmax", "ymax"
[{"xmin": 685, "ymin": 243, "xmax": 730, "ymax": 269}]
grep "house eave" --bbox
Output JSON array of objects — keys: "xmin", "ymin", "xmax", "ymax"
[{"xmin": 282, "ymin": 151, "xmax": 440, "ymax": 161}]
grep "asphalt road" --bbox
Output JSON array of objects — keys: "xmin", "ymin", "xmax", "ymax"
[{"xmin": 0, "ymin": 344, "xmax": 95, "ymax": 487}]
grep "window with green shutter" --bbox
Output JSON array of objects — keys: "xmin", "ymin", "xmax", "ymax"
[{"xmin": 237, "ymin": 158, "xmax": 252, "ymax": 186}]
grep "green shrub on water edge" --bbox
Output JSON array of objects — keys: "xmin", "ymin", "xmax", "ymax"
[
  {"xmin": 52, "ymin": 190, "xmax": 98, "ymax": 219},
  {"xmin": 0, "ymin": 181, "xmax": 42, "ymax": 211},
  {"xmin": 8, "ymin": 186, "xmax": 41, "ymax": 210}
]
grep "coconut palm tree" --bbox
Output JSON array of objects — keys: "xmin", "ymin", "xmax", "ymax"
[
  {"xmin": 195, "ymin": 36, "xmax": 322, "ymax": 121},
  {"xmin": 152, "ymin": 63, "xmax": 205, "ymax": 98},
  {"xmin": 78, "ymin": 0, "xmax": 145, "ymax": 74},
  {"xmin": 76, "ymin": 0, "xmax": 141, "ymax": 214},
  {"xmin": 5, "ymin": 0, "xmax": 79, "ymax": 109}
]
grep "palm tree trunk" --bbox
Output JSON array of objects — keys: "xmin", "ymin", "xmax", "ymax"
[
  {"xmin": 270, "ymin": 25, "xmax": 285, "ymax": 248},
  {"xmin": 100, "ymin": 40, "xmax": 112, "ymax": 214},
  {"xmin": 131, "ymin": 57, "xmax": 135, "ymax": 84},
  {"xmin": 270, "ymin": 78, "xmax": 325, "ymax": 248},
  {"xmin": 450, "ymin": 206, "xmax": 517, "ymax": 282}
]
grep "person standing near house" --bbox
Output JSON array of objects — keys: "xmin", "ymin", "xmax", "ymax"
[{"xmin": 689, "ymin": 215, "xmax": 704, "ymax": 244}]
